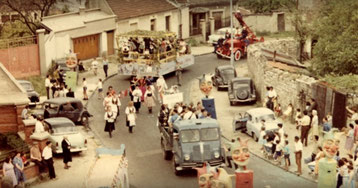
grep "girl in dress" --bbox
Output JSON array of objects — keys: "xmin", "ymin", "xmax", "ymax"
[
  {"xmin": 104, "ymin": 106, "xmax": 116, "ymax": 138},
  {"xmin": 125, "ymin": 101, "xmax": 136, "ymax": 133},
  {"xmin": 144, "ymin": 86, "xmax": 156, "ymax": 113},
  {"xmin": 311, "ymin": 110, "xmax": 319, "ymax": 138}
]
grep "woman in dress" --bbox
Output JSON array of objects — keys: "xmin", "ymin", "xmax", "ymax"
[
  {"xmin": 138, "ymin": 76, "xmax": 147, "ymax": 102},
  {"xmin": 125, "ymin": 101, "xmax": 136, "ymax": 133},
  {"xmin": 13, "ymin": 152, "xmax": 26, "ymax": 186},
  {"xmin": 61, "ymin": 136, "xmax": 72, "ymax": 169},
  {"xmin": 132, "ymin": 86, "xmax": 143, "ymax": 113},
  {"xmin": 144, "ymin": 86, "xmax": 156, "ymax": 113},
  {"xmin": 345, "ymin": 123, "xmax": 355, "ymax": 154},
  {"xmin": 311, "ymin": 110, "xmax": 319, "ymax": 138},
  {"xmin": 104, "ymin": 106, "xmax": 116, "ymax": 138},
  {"xmin": 2, "ymin": 156, "xmax": 18, "ymax": 187},
  {"xmin": 129, "ymin": 76, "xmax": 137, "ymax": 101},
  {"xmin": 111, "ymin": 95, "xmax": 121, "ymax": 121}
]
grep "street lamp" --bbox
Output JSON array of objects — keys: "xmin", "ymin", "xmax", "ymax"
[{"xmin": 230, "ymin": 0, "xmax": 234, "ymax": 67}]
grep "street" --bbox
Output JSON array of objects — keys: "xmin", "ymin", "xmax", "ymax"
[{"xmin": 87, "ymin": 54, "xmax": 316, "ymax": 188}]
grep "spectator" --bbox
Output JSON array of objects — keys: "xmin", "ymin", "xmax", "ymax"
[
  {"xmin": 345, "ymin": 123, "xmax": 355, "ymax": 154},
  {"xmin": 300, "ymin": 110, "xmax": 311, "ymax": 146},
  {"xmin": 45, "ymin": 75, "xmax": 51, "ymax": 99},
  {"xmin": 346, "ymin": 106, "xmax": 358, "ymax": 121},
  {"xmin": 283, "ymin": 140, "xmax": 290, "ymax": 171},
  {"xmin": 61, "ymin": 136, "xmax": 72, "ymax": 169},
  {"xmin": 91, "ymin": 58, "xmax": 99, "ymax": 76},
  {"xmin": 66, "ymin": 88, "xmax": 75, "ymax": 98},
  {"xmin": 13, "ymin": 152, "xmax": 26, "ymax": 186},
  {"xmin": 258, "ymin": 126, "xmax": 266, "ymax": 151},
  {"xmin": 294, "ymin": 136, "xmax": 303, "ymax": 175},
  {"xmin": 34, "ymin": 116, "xmax": 45, "ymax": 133},
  {"xmin": 103, "ymin": 57, "xmax": 109, "ymax": 78},
  {"xmin": 21, "ymin": 105, "xmax": 30, "ymax": 120},
  {"xmin": 42, "ymin": 141, "xmax": 56, "ymax": 180},
  {"xmin": 278, "ymin": 123, "xmax": 284, "ymax": 140},
  {"xmin": 282, "ymin": 103, "xmax": 293, "ymax": 121},
  {"xmin": 82, "ymin": 78, "xmax": 88, "ymax": 100},
  {"xmin": 2, "ymin": 156, "xmax": 18, "ymax": 187},
  {"xmin": 311, "ymin": 110, "xmax": 319, "ymax": 138},
  {"xmin": 21, "ymin": 152, "xmax": 29, "ymax": 167},
  {"xmin": 97, "ymin": 79, "xmax": 103, "ymax": 100},
  {"xmin": 322, "ymin": 117, "xmax": 331, "ymax": 133},
  {"xmin": 63, "ymin": 101, "xmax": 74, "ymax": 111},
  {"xmin": 30, "ymin": 142, "xmax": 45, "ymax": 173}
]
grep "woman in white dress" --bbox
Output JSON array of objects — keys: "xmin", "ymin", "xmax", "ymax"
[
  {"xmin": 125, "ymin": 101, "xmax": 136, "ymax": 133},
  {"xmin": 144, "ymin": 86, "xmax": 156, "ymax": 114},
  {"xmin": 311, "ymin": 110, "xmax": 319, "ymax": 138}
]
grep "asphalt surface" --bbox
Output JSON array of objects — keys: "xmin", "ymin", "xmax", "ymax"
[{"xmin": 87, "ymin": 54, "xmax": 316, "ymax": 188}]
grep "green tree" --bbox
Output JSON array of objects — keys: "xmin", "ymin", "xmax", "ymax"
[
  {"xmin": 0, "ymin": 20, "xmax": 33, "ymax": 39},
  {"xmin": 310, "ymin": 0, "xmax": 358, "ymax": 76},
  {"xmin": 239, "ymin": 0, "xmax": 296, "ymax": 13}
]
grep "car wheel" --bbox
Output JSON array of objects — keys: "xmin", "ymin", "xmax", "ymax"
[
  {"xmin": 81, "ymin": 114, "xmax": 89, "ymax": 128},
  {"xmin": 252, "ymin": 132, "xmax": 258, "ymax": 142},
  {"xmin": 237, "ymin": 90, "xmax": 249, "ymax": 100},
  {"xmin": 173, "ymin": 158, "xmax": 180, "ymax": 176},
  {"xmin": 161, "ymin": 138, "xmax": 172, "ymax": 160},
  {"xmin": 234, "ymin": 50, "xmax": 241, "ymax": 61}
]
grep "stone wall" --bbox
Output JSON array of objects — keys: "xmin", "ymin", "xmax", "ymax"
[{"xmin": 247, "ymin": 39, "xmax": 317, "ymax": 110}]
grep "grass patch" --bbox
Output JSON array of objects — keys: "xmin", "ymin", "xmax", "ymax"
[
  {"xmin": 256, "ymin": 31, "xmax": 295, "ymax": 38},
  {"xmin": 24, "ymin": 75, "xmax": 46, "ymax": 96}
]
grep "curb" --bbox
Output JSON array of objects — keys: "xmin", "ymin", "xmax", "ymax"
[{"xmin": 193, "ymin": 52, "xmax": 214, "ymax": 57}]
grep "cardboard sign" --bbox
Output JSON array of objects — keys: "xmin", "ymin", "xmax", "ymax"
[{"xmin": 162, "ymin": 92, "xmax": 183, "ymax": 108}]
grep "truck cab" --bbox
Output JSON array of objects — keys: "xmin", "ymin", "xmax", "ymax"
[{"xmin": 159, "ymin": 119, "xmax": 225, "ymax": 175}]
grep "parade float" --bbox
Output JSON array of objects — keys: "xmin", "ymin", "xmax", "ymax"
[{"xmin": 116, "ymin": 30, "xmax": 194, "ymax": 77}]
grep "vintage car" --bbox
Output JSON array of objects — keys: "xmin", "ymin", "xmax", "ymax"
[
  {"xmin": 211, "ymin": 65, "xmax": 237, "ymax": 90},
  {"xmin": 207, "ymin": 27, "xmax": 238, "ymax": 45},
  {"xmin": 17, "ymin": 80, "xmax": 40, "ymax": 103},
  {"xmin": 228, "ymin": 77, "xmax": 256, "ymax": 105},
  {"xmin": 44, "ymin": 117, "xmax": 87, "ymax": 153},
  {"xmin": 33, "ymin": 97, "xmax": 91, "ymax": 126},
  {"xmin": 232, "ymin": 107, "xmax": 282, "ymax": 141},
  {"xmin": 159, "ymin": 118, "xmax": 225, "ymax": 175}
]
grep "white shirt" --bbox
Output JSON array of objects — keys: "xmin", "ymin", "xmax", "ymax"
[
  {"xmin": 104, "ymin": 112, "xmax": 116, "ymax": 123},
  {"xmin": 311, "ymin": 115, "xmax": 318, "ymax": 126},
  {"xmin": 183, "ymin": 111, "xmax": 195, "ymax": 120},
  {"xmin": 132, "ymin": 89, "xmax": 142, "ymax": 102},
  {"xmin": 294, "ymin": 141, "xmax": 303, "ymax": 152},
  {"xmin": 156, "ymin": 78, "xmax": 168, "ymax": 92},
  {"xmin": 45, "ymin": 78, "xmax": 51, "ymax": 88},
  {"xmin": 301, "ymin": 115, "xmax": 311, "ymax": 126},
  {"xmin": 97, "ymin": 81, "xmax": 103, "ymax": 89},
  {"xmin": 35, "ymin": 120, "xmax": 45, "ymax": 133},
  {"xmin": 83, "ymin": 81, "xmax": 87, "ymax": 88},
  {"xmin": 92, "ymin": 60, "xmax": 99, "ymax": 68},
  {"xmin": 103, "ymin": 96, "xmax": 112, "ymax": 107},
  {"xmin": 42, "ymin": 146, "xmax": 52, "ymax": 160},
  {"xmin": 278, "ymin": 128, "xmax": 284, "ymax": 139},
  {"xmin": 268, "ymin": 90, "xmax": 277, "ymax": 98}
]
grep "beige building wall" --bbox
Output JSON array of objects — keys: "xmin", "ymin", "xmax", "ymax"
[{"xmin": 242, "ymin": 12, "xmax": 295, "ymax": 33}]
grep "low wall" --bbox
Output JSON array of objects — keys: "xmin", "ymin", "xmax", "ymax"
[{"xmin": 247, "ymin": 39, "xmax": 317, "ymax": 110}]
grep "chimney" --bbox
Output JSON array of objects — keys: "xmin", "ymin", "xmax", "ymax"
[{"xmin": 79, "ymin": 6, "xmax": 85, "ymax": 15}]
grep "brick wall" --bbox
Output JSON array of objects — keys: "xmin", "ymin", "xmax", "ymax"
[{"xmin": 0, "ymin": 105, "xmax": 25, "ymax": 133}]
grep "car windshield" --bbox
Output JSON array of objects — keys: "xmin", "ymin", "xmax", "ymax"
[
  {"xmin": 201, "ymin": 128, "xmax": 219, "ymax": 141},
  {"xmin": 181, "ymin": 129, "xmax": 200, "ymax": 143},
  {"xmin": 52, "ymin": 123, "xmax": 76, "ymax": 134},
  {"xmin": 20, "ymin": 83, "xmax": 33, "ymax": 91},
  {"xmin": 258, "ymin": 114, "xmax": 275, "ymax": 122}
]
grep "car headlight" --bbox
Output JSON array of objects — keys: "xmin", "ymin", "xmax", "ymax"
[
  {"xmin": 184, "ymin": 154, "xmax": 190, "ymax": 161},
  {"xmin": 214, "ymin": 151, "xmax": 220, "ymax": 158}
]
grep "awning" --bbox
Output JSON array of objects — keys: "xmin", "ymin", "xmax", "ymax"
[{"xmin": 190, "ymin": 7, "xmax": 209, "ymax": 13}]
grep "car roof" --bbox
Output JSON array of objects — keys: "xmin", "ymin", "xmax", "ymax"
[
  {"xmin": 44, "ymin": 117, "xmax": 74, "ymax": 126},
  {"xmin": 217, "ymin": 65, "xmax": 235, "ymax": 70},
  {"xmin": 246, "ymin": 107, "xmax": 274, "ymax": 117},
  {"xmin": 173, "ymin": 118, "xmax": 219, "ymax": 131},
  {"xmin": 231, "ymin": 77, "xmax": 251, "ymax": 82},
  {"xmin": 44, "ymin": 97, "xmax": 82, "ymax": 104},
  {"xmin": 17, "ymin": 80, "xmax": 31, "ymax": 85}
]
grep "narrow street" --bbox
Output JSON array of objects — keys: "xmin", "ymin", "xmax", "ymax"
[{"xmin": 87, "ymin": 54, "xmax": 316, "ymax": 188}]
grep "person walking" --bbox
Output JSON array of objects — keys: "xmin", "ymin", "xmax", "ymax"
[
  {"xmin": 144, "ymin": 86, "xmax": 156, "ymax": 113},
  {"xmin": 2, "ymin": 156, "xmax": 18, "ymax": 187},
  {"xmin": 175, "ymin": 61, "xmax": 182, "ymax": 86},
  {"xmin": 110, "ymin": 96, "xmax": 120, "ymax": 121},
  {"xmin": 156, "ymin": 76, "xmax": 167, "ymax": 103},
  {"xmin": 125, "ymin": 101, "xmax": 136, "ymax": 133},
  {"xmin": 311, "ymin": 110, "xmax": 319, "ymax": 139},
  {"xmin": 43, "ymin": 141, "xmax": 56, "ymax": 180},
  {"xmin": 294, "ymin": 136, "xmax": 303, "ymax": 175},
  {"xmin": 104, "ymin": 106, "xmax": 116, "ymax": 138},
  {"xmin": 91, "ymin": 58, "xmax": 99, "ymax": 76},
  {"xmin": 61, "ymin": 136, "xmax": 72, "ymax": 169},
  {"xmin": 132, "ymin": 86, "xmax": 142, "ymax": 113},
  {"xmin": 345, "ymin": 123, "xmax": 355, "ymax": 154},
  {"xmin": 97, "ymin": 79, "xmax": 103, "ymax": 99},
  {"xmin": 45, "ymin": 75, "xmax": 51, "ymax": 99},
  {"xmin": 82, "ymin": 78, "xmax": 88, "ymax": 100},
  {"xmin": 103, "ymin": 57, "xmax": 109, "ymax": 78},
  {"xmin": 300, "ymin": 110, "xmax": 311, "ymax": 146},
  {"xmin": 283, "ymin": 140, "xmax": 290, "ymax": 171}
]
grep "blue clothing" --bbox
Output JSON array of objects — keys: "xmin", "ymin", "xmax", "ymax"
[
  {"xmin": 283, "ymin": 145, "xmax": 290, "ymax": 155},
  {"xmin": 13, "ymin": 156, "xmax": 26, "ymax": 183},
  {"xmin": 323, "ymin": 122, "xmax": 331, "ymax": 132},
  {"xmin": 102, "ymin": 60, "xmax": 109, "ymax": 66},
  {"xmin": 170, "ymin": 114, "xmax": 180, "ymax": 123}
]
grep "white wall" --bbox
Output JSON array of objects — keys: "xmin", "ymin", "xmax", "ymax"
[{"xmin": 242, "ymin": 12, "xmax": 295, "ymax": 33}]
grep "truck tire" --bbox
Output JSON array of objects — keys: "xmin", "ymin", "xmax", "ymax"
[
  {"xmin": 234, "ymin": 50, "xmax": 241, "ymax": 61},
  {"xmin": 161, "ymin": 138, "xmax": 172, "ymax": 160}
]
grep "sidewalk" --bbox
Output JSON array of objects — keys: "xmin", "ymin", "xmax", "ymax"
[{"xmin": 187, "ymin": 63, "xmax": 348, "ymax": 182}]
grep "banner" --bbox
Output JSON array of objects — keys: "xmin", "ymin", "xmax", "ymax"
[{"xmin": 163, "ymin": 92, "xmax": 183, "ymax": 109}]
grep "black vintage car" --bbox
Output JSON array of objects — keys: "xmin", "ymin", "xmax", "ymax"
[
  {"xmin": 211, "ymin": 65, "xmax": 237, "ymax": 90},
  {"xmin": 228, "ymin": 77, "xmax": 256, "ymax": 105},
  {"xmin": 18, "ymin": 80, "xmax": 40, "ymax": 103},
  {"xmin": 33, "ymin": 97, "xmax": 91, "ymax": 127}
]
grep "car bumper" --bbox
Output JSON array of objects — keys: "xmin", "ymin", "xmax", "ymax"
[
  {"xmin": 53, "ymin": 147, "xmax": 88, "ymax": 154},
  {"xmin": 217, "ymin": 84, "xmax": 229, "ymax": 88},
  {"xmin": 229, "ymin": 97, "xmax": 256, "ymax": 103},
  {"xmin": 178, "ymin": 159, "xmax": 224, "ymax": 170}
]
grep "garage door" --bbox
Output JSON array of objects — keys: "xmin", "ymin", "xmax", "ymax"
[{"xmin": 73, "ymin": 34, "xmax": 99, "ymax": 60}]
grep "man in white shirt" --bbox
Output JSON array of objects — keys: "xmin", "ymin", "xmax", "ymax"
[
  {"xmin": 278, "ymin": 123, "xmax": 284, "ymax": 139},
  {"xmin": 42, "ymin": 141, "xmax": 56, "ymax": 179},
  {"xmin": 45, "ymin": 75, "xmax": 51, "ymax": 99},
  {"xmin": 300, "ymin": 110, "xmax": 311, "ymax": 146},
  {"xmin": 91, "ymin": 58, "xmax": 99, "ymax": 76},
  {"xmin": 183, "ymin": 107, "xmax": 196, "ymax": 120},
  {"xmin": 34, "ymin": 117, "xmax": 45, "ymax": 133},
  {"xmin": 156, "ymin": 76, "xmax": 167, "ymax": 103},
  {"xmin": 294, "ymin": 136, "xmax": 303, "ymax": 175}
]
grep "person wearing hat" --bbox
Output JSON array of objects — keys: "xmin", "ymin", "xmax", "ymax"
[{"xmin": 30, "ymin": 142, "xmax": 46, "ymax": 173}]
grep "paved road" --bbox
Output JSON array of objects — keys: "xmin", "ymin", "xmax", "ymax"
[{"xmin": 87, "ymin": 54, "xmax": 316, "ymax": 188}]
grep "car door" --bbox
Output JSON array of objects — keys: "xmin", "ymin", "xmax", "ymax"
[
  {"xmin": 71, "ymin": 102, "xmax": 81, "ymax": 122},
  {"xmin": 233, "ymin": 113, "xmax": 247, "ymax": 132}
]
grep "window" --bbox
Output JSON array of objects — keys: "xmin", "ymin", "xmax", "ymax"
[
  {"xmin": 150, "ymin": 19, "xmax": 156, "ymax": 31},
  {"xmin": 165, "ymin": 16, "xmax": 170, "ymax": 31},
  {"xmin": 181, "ymin": 129, "xmax": 200, "ymax": 143},
  {"xmin": 201, "ymin": 128, "xmax": 219, "ymax": 141}
]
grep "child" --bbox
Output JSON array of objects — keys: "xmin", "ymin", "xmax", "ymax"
[
  {"xmin": 258, "ymin": 127, "xmax": 266, "ymax": 151},
  {"xmin": 274, "ymin": 140, "xmax": 283, "ymax": 164},
  {"xmin": 295, "ymin": 108, "xmax": 302, "ymax": 129},
  {"xmin": 283, "ymin": 140, "xmax": 290, "ymax": 170},
  {"xmin": 97, "ymin": 79, "xmax": 103, "ymax": 99}
]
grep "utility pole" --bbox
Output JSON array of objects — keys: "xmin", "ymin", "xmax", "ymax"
[{"xmin": 230, "ymin": 0, "xmax": 234, "ymax": 67}]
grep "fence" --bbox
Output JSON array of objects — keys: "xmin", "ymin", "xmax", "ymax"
[{"xmin": 0, "ymin": 36, "xmax": 40, "ymax": 78}]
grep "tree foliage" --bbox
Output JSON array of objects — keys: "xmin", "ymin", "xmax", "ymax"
[
  {"xmin": 0, "ymin": 20, "xmax": 33, "ymax": 39},
  {"xmin": 239, "ymin": 0, "xmax": 296, "ymax": 13},
  {"xmin": 310, "ymin": 0, "xmax": 358, "ymax": 76}
]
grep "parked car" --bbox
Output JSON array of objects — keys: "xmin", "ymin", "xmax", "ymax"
[
  {"xmin": 232, "ymin": 107, "xmax": 282, "ymax": 141},
  {"xmin": 211, "ymin": 65, "xmax": 237, "ymax": 90},
  {"xmin": 228, "ymin": 77, "xmax": 256, "ymax": 105},
  {"xmin": 207, "ymin": 27, "xmax": 238, "ymax": 45},
  {"xmin": 44, "ymin": 117, "xmax": 87, "ymax": 153},
  {"xmin": 17, "ymin": 80, "xmax": 40, "ymax": 103},
  {"xmin": 33, "ymin": 97, "xmax": 91, "ymax": 126},
  {"xmin": 158, "ymin": 119, "xmax": 225, "ymax": 175}
]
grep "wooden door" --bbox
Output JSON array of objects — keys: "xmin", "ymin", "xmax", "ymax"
[
  {"xmin": 212, "ymin": 11, "xmax": 223, "ymax": 30},
  {"xmin": 277, "ymin": 13, "xmax": 285, "ymax": 32},
  {"xmin": 73, "ymin": 34, "xmax": 99, "ymax": 60},
  {"xmin": 107, "ymin": 31, "xmax": 114, "ymax": 55}
]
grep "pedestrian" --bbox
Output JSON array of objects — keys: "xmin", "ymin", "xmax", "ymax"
[
  {"xmin": 13, "ymin": 152, "xmax": 26, "ymax": 186},
  {"xmin": 283, "ymin": 140, "xmax": 290, "ymax": 171},
  {"xmin": 282, "ymin": 103, "xmax": 293, "ymax": 121},
  {"xmin": 300, "ymin": 110, "xmax": 311, "ymax": 146},
  {"xmin": 2, "ymin": 156, "xmax": 18, "ymax": 187},
  {"xmin": 132, "ymin": 86, "xmax": 142, "ymax": 113},
  {"xmin": 295, "ymin": 108, "xmax": 302, "ymax": 129},
  {"xmin": 258, "ymin": 126, "xmax": 266, "ymax": 151},
  {"xmin": 111, "ymin": 96, "xmax": 120, "ymax": 121},
  {"xmin": 156, "ymin": 76, "xmax": 167, "ymax": 103},
  {"xmin": 345, "ymin": 123, "xmax": 355, "ymax": 154},
  {"xmin": 278, "ymin": 123, "xmax": 284, "ymax": 139},
  {"xmin": 103, "ymin": 92, "xmax": 112, "ymax": 107},
  {"xmin": 103, "ymin": 57, "xmax": 109, "ymax": 78},
  {"xmin": 125, "ymin": 101, "xmax": 136, "ymax": 133},
  {"xmin": 294, "ymin": 136, "xmax": 303, "ymax": 175},
  {"xmin": 82, "ymin": 78, "xmax": 88, "ymax": 100},
  {"xmin": 45, "ymin": 75, "xmax": 51, "ymax": 99},
  {"xmin": 104, "ymin": 106, "xmax": 116, "ymax": 138},
  {"xmin": 322, "ymin": 117, "xmax": 331, "ymax": 133},
  {"xmin": 35, "ymin": 116, "xmax": 45, "ymax": 133},
  {"xmin": 311, "ymin": 110, "xmax": 319, "ymax": 139},
  {"xmin": 30, "ymin": 142, "xmax": 45, "ymax": 173},
  {"xmin": 21, "ymin": 105, "xmax": 30, "ymax": 120},
  {"xmin": 61, "ymin": 136, "xmax": 72, "ymax": 169},
  {"xmin": 42, "ymin": 141, "xmax": 56, "ymax": 180},
  {"xmin": 144, "ymin": 85, "xmax": 156, "ymax": 113},
  {"xmin": 91, "ymin": 58, "xmax": 99, "ymax": 76},
  {"xmin": 97, "ymin": 78, "xmax": 103, "ymax": 99},
  {"xmin": 175, "ymin": 61, "xmax": 182, "ymax": 86},
  {"xmin": 129, "ymin": 76, "xmax": 137, "ymax": 101},
  {"xmin": 66, "ymin": 88, "xmax": 75, "ymax": 98}
]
